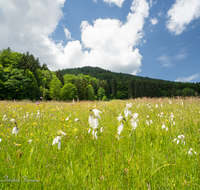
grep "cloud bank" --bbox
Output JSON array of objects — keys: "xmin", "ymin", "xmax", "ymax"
[
  {"xmin": 103, "ymin": 0, "xmax": 125, "ymax": 7},
  {"xmin": 0, "ymin": 0, "xmax": 150, "ymax": 75},
  {"xmin": 175, "ymin": 74, "xmax": 199, "ymax": 82},
  {"xmin": 166, "ymin": 0, "xmax": 200, "ymax": 35}
]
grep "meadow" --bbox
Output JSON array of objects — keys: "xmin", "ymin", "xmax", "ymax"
[{"xmin": 0, "ymin": 98, "xmax": 199, "ymax": 189}]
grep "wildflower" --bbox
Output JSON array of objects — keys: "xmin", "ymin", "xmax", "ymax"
[
  {"xmin": 90, "ymin": 109, "xmax": 102, "ymax": 119},
  {"xmin": 74, "ymin": 118, "xmax": 79, "ymax": 122},
  {"xmin": 162, "ymin": 123, "xmax": 168, "ymax": 131},
  {"xmin": 52, "ymin": 136, "xmax": 61, "ymax": 150},
  {"xmin": 131, "ymin": 113, "xmax": 139, "ymax": 120},
  {"xmin": 188, "ymin": 148, "xmax": 197, "ymax": 156},
  {"xmin": 150, "ymin": 120, "xmax": 153, "ymax": 124},
  {"xmin": 124, "ymin": 108, "xmax": 132, "ymax": 118},
  {"xmin": 28, "ymin": 139, "xmax": 33, "ymax": 144},
  {"xmin": 12, "ymin": 126, "xmax": 18, "ymax": 136},
  {"xmin": 0, "ymin": 138, "xmax": 2, "ymax": 142},
  {"xmin": 116, "ymin": 114, "xmax": 125, "ymax": 122},
  {"xmin": 117, "ymin": 123, "xmax": 124, "ymax": 139},
  {"xmin": 65, "ymin": 117, "xmax": 69, "ymax": 121},
  {"xmin": 173, "ymin": 135, "xmax": 185, "ymax": 145},
  {"xmin": 40, "ymin": 97, "xmax": 43, "ymax": 99},
  {"xmin": 2, "ymin": 115, "xmax": 7, "ymax": 121},
  {"xmin": 100, "ymin": 127, "xmax": 104, "ymax": 133},
  {"xmin": 146, "ymin": 120, "xmax": 149, "ymax": 125},
  {"xmin": 58, "ymin": 130, "xmax": 66, "ymax": 136},
  {"xmin": 10, "ymin": 118, "xmax": 16, "ymax": 123},
  {"xmin": 36, "ymin": 102, "xmax": 39, "ymax": 105},
  {"xmin": 126, "ymin": 103, "xmax": 132, "ymax": 109},
  {"xmin": 130, "ymin": 120, "xmax": 137, "ymax": 130},
  {"xmin": 92, "ymin": 130, "xmax": 98, "ymax": 140}
]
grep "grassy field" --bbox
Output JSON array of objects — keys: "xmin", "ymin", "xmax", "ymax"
[{"xmin": 0, "ymin": 98, "xmax": 200, "ymax": 189}]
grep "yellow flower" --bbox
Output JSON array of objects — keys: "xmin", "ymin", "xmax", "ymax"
[{"xmin": 74, "ymin": 128, "xmax": 78, "ymax": 132}]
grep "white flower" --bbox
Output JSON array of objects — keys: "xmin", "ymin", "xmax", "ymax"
[
  {"xmin": 124, "ymin": 108, "xmax": 132, "ymax": 118},
  {"xmin": 162, "ymin": 123, "xmax": 168, "ymax": 131},
  {"xmin": 146, "ymin": 120, "xmax": 149, "ymax": 126},
  {"xmin": 89, "ymin": 114, "xmax": 99, "ymax": 130},
  {"xmin": 116, "ymin": 114, "xmax": 125, "ymax": 122},
  {"xmin": 155, "ymin": 104, "xmax": 158, "ymax": 108},
  {"xmin": 2, "ymin": 115, "xmax": 7, "ymax": 121},
  {"xmin": 88, "ymin": 128, "xmax": 91, "ymax": 133},
  {"xmin": 10, "ymin": 118, "xmax": 16, "ymax": 123},
  {"xmin": 173, "ymin": 135, "xmax": 185, "ymax": 145},
  {"xmin": 0, "ymin": 138, "xmax": 2, "ymax": 142},
  {"xmin": 150, "ymin": 120, "xmax": 153, "ymax": 124},
  {"xmin": 130, "ymin": 120, "xmax": 137, "ymax": 130},
  {"xmin": 188, "ymin": 148, "xmax": 197, "ymax": 156},
  {"xmin": 131, "ymin": 113, "xmax": 139, "ymax": 120},
  {"xmin": 28, "ymin": 139, "xmax": 33, "ymax": 144},
  {"xmin": 74, "ymin": 118, "xmax": 79, "ymax": 122},
  {"xmin": 90, "ymin": 109, "xmax": 102, "ymax": 119},
  {"xmin": 52, "ymin": 136, "xmax": 61, "ymax": 150},
  {"xmin": 126, "ymin": 103, "xmax": 132, "ymax": 109},
  {"xmin": 58, "ymin": 130, "xmax": 66, "ymax": 136},
  {"xmin": 117, "ymin": 123, "xmax": 124, "ymax": 136},
  {"xmin": 100, "ymin": 127, "xmax": 104, "ymax": 133},
  {"xmin": 12, "ymin": 126, "xmax": 18, "ymax": 136},
  {"xmin": 65, "ymin": 117, "xmax": 69, "ymax": 121},
  {"xmin": 92, "ymin": 130, "xmax": 98, "ymax": 140}
]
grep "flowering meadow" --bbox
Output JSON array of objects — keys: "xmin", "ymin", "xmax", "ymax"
[{"xmin": 0, "ymin": 98, "xmax": 200, "ymax": 189}]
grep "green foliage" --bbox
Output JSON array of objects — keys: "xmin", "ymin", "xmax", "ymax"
[
  {"xmin": 87, "ymin": 85, "xmax": 95, "ymax": 100},
  {"xmin": 49, "ymin": 75, "xmax": 63, "ymax": 100},
  {"xmin": 182, "ymin": 88, "xmax": 195, "ymax": 97},
  {"xmin": 63, "ymin": 74, "xmax": 77, "ymax": 84},
  {"xmin": 60, "ymin": 83, "xmax": 77, "ymax": 101},
  {"xmin": 102, "ymin": 95, "xmax": 107, "ymax": 101},
  {"xmin": 55, "ymin": 69, "xmax": 64, "ymax": 85},
  {"xmin": 98, "ymin": 87, "xmax": 105, "ymax": 100}
]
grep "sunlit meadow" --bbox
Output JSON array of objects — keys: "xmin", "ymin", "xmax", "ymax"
[{"xmin": 0, "ymin": 98, "xmax": 200, "ymax": 189}]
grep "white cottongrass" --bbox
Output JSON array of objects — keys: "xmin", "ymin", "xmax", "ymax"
[
  {"xmin": 0, "ymin": 138, "xmax": 2, "ymax": 142},
  {"xmin": 58, "ymin": 130, "xmax": 67, "ymax": 136},
  {"xmin": 12, "ymin": 126, "xmax": 18, "ymax": 136},
  {"xmin": 162, "ymin": 123, "xmax": 168, "ymax": 131},
  {"xmin": 2, "ymin": 115, "xmax": 7, "ymax": 121},
  {"xmin": 100, "ymin": 127, "xmax": 104, "ymax": 133},
  {"xmin": 10, "ymin": 118, "xmax": 16, "ymax": 123},
  {"xmin": 90, "ymin": 109, "xmax": 102, "ymax": 119},
  {"xmin": 188, "ymin": 148, "xmax": 197, "ymax": 156},
  {"xmin": 124, "ymin": 108, "xmax": 132, "ymax": 118},
  {"xmin": 74, "ymin": 118, "xmax": 79, "ymax": 122},
  {"xmin": 65, "ymin": 117, "xmax": 69, "ymax": 121},
  {"xmin": 126, "ymin": 103, "xmax": 132, "ymax": 109},
  {"xmin": 92, "ymin": 130, "xmax": 98, "ymax": 140},
  {"xmin": 52, "ymin": 136, "xmax": 61, "ymax": 150},
  {"xmin": 28, "ymin": 139, "xmax": 33, "ymax": 144},
  {"xmin": 116, "ymin": 114, "xmax": 125, "ymax": 122},
  {"xmin": 117, "ymin": 123, "xmax": 124, "ymax": 140},
  {"xmin": 173, "ymin": 135, "xmax": 185, "ymax": 145}
]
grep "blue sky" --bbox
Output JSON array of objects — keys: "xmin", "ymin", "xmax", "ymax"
[{"xmin": 0, "ymin": 0, "xmax": 200, "ymax": 82}]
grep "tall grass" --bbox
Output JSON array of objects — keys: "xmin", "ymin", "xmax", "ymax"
[{"xmin": 0, "ymin": 98, "xmax": 199, "ymax": 189}]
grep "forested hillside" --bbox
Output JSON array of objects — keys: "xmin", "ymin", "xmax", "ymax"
[{"xmin": 0, "ymin": 48, "xmax": 200, "ymax": 101}]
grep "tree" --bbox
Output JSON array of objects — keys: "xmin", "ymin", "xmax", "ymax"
[
  {"xmin": 49, "ymin": 75, "xmax": 63, "ymax": 100},
  {"xmin": 98, "ymin": 87, "xmax": 105, "ymax": 100},
  {"xmin": 61, "ymin": 83, "xmax": 77, "ymax": 100},
  {"xmin": 55, "ymin": 69, "xmax": 64, "ymax": 85},
  {"xmin": 87, "ymin": 85, "xmax": 95, "ymax": 100}
]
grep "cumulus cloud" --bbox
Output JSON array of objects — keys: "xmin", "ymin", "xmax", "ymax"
[
  {"xmin": 175, "ymin": 74, "xmax": 199, "ymax": 82},
  {"xmin": 0, "ymin": 0, "xmax": 150, "ymax": 74},
  {"xmin": 150, "ymin": 17, "xmax": 158, "ymax": 25},
  {"xmin": 103, "ymin": 0, "xmax": 125, "ymax": 7},
  {"xmin": 166, "ymin": 0, "xmax": 200, "ymax": 35}
]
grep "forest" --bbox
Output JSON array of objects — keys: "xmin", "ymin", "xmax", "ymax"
[{"xmin": 0, "ymin": 48, "xmax": 200, "ymax": 101}]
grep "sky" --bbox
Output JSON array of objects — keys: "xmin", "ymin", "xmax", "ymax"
[{"xmin": 0, "ymin": 0, "xmax": 200, "ymax": 83}]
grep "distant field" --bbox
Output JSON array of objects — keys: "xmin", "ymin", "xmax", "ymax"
[{"xmin": 0, "ymin": 98, "xmax": 199, "ymax": 189}]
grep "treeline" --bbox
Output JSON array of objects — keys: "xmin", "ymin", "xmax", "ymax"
[
  {"xmin": 1, "ymin": 48, "xmax": 200, "ymax": 101},
  {"xmin": 61, "ymin": 67, "xmax": 200, "ymax": 99}
]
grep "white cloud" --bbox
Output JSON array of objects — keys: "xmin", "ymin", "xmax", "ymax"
[
  {"xmin": 93, "ymin": 0, "xmax": 97, "ymax": 3},
  {"xmin": 156, "ymin": 54, "xmax": 173, "ymax": 67},
  {"xmin": 175, "ymin": 53, "xmax": 187, "ymax": 61},
  {"xmin": 64, "ymin": 28, "xmax": 72, "ymax": 40},
  {"xmin": 166, "ymin": 0, "xmax": 200, "ymax": 35},
  {"xmin": 175, "ymin": 74, "xmax": 199, "ymax": 82},
  {"xmin": 150, "ymin": 17, "xmax": 158, "ymax": 25},
  {"xmin": 103, "ymin": 0, "xmax": 125, "ymax": 7},
  {"xmin": 149, "ymin": 0, "xmax": 157, "ymax": 8},
  {"xmin": 0, "ymin": 0, "xmax": 150, "ymax": 74}
]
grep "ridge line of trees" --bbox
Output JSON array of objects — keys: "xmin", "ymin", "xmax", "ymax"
[{"xmin": 1, "ymin": 48, "xmax": 200, "ymax": 101}]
